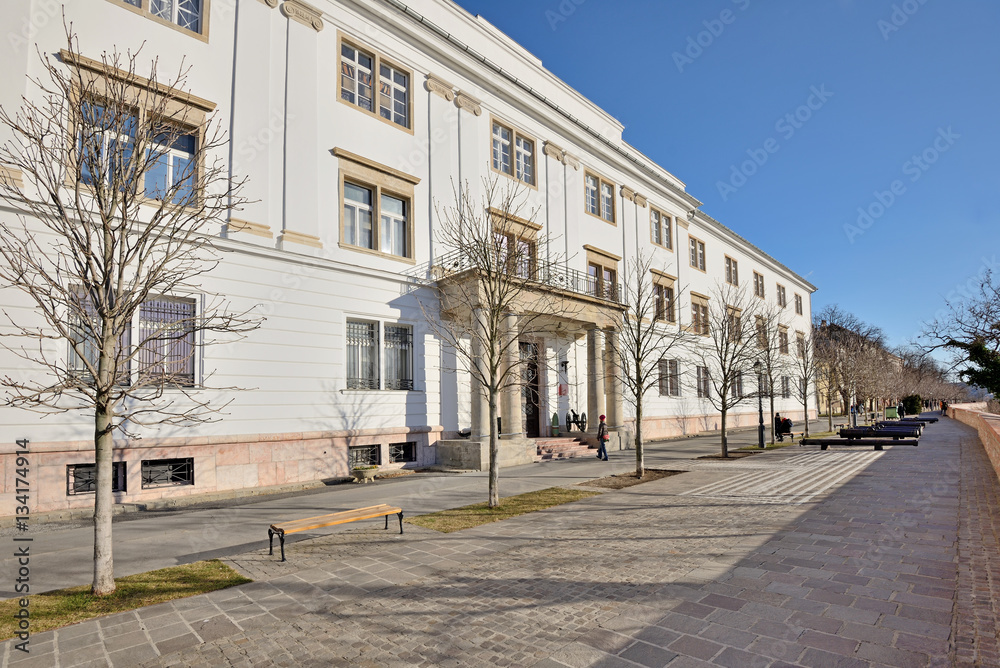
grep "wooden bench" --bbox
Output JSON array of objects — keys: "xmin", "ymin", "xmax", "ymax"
[
  {"xmin": 268, "ymin": 504, "xmax": 403, "ymax": 562},
  {"xmin": 801, "ymin": 438, "xmax": 918, "ymax": 451}
]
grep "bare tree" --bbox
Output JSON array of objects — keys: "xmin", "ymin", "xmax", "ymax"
[
  {"xmin": 689, "ymin": 283, "xmax": 762, "ymax": 457},
  {"xmin": 424, "ymin": 176, "xmax": 568, "ymax": 507},
  {"xmin": 792, "ymin": 326, "xmax": 817, "ymax": 437},
  {"xmin": 0, "ymin": 31, "xmax": 258, "ymax": 594},
  {"xmin": 815, "ymin": 305, "xmax": 885, "ymax": 425},
  {"xmin": 608, "ymin": 252, "xmax": 689, "ymax": 477},
  {"xmin": 753, "ymin": 302, "xmax": 793, "ymax": 443}
]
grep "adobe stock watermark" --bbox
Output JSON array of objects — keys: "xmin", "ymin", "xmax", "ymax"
[
  {"xmin": 716, "ymin": 85, "xmax": 834, "ymax": 202},
  {"xmin": 7, "ymin": 0, "xmax": 72, "ymax": 54},
  {"xmin": 878, "ymin": 0, "xmax": 931, "ymax": 41},
  {"xmin": 843, "ymin": 126, "xmax": 959, "ymax": 244},
  {"xmin": 545, "ymin": 0, "xmax": 588, "ymax": 32},
  {"xmin": 672, "ymin": 0, "xmax": 751, "ymax": 74}
]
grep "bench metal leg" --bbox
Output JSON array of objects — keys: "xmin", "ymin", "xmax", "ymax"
[
  {"xmin": 875, "ymin": 444, "xmax": 883, "ymax": 451},
  {"xmin": 385, "ymin": 513, "xmax": 389, "ymax": 530},
  {"xmin": 820, "ymin": 444, "xmax": 829, "ymax": 451},
  {"xmin": 278, "ymin": 532, "xmax": 286, "ymax": 562},
  {"xmin": 268, "ymin": 528, "xmax": 274, "ymax": 556},
  {"xmin": 397, "ymin": 511, "xmax": 404, "ymax": 534}
]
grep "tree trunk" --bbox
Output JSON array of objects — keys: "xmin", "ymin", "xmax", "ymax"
[
  {"xmin": 634, "ymin": 403, "xmax": 644, "ymax": 478},
  {"xmin": 488, "ymin": 395, "xmax": 499, "ymax": 508},
  {"xmin": 827, "ymin": 385, "xmax": 834, "ymax": 432},
  {"xmin": 92, "ymin": 398, "xmax": 115, "ymax": 596},
  {"xmin": 720, "ymin": 405, "xmax": 728, "ymax": 458},
  {"xmin": 802, "ymin": 386, "xmax": 810, "ymax": 438},
  {"xmin": 768, "ymin": 393, "xmax": 776, "ymax": 445}
]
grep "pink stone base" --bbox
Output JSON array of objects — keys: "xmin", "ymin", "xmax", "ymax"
[
  {"xmin": 948, "ymin": 404, "xmax": 1000, "ymax": 483},
  {"xmin": 0, "ymin": 426, "xmax": 443, "ymax": 517}
]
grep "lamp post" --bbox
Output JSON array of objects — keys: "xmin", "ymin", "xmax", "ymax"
[{"xmin": 754, "ymin": 361, "xmax": 765, "ymax": 449}]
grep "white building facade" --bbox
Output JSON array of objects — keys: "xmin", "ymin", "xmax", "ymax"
[{"xmin": 0, "ymin": 0, "xmax": 815, "ymax": 515}]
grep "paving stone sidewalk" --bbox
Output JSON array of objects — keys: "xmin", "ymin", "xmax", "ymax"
[{"xmin": 3, "ymin": 415, "xmax": 998, "ymax": 667}]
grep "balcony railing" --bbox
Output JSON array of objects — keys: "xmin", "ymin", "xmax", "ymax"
[{"xmin": 426, "ymin": 250, "xmax": 625, "ymax": 306}]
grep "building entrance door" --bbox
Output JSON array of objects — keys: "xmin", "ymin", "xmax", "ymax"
[{"xmin": 520, "ymin": 341, "xmax": 540, "ymax": 438}]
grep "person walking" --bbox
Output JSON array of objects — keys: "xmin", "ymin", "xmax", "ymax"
[{"xmin": 596, "ymin": 414, "xmax": 609, "ymax": 460}]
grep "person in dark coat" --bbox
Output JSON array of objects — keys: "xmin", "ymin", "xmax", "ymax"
[{"xmin": 596, "ymin": 414, "xmax": 609, "ymax": 460}]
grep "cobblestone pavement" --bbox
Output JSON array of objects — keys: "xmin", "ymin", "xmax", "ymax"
[{"xmin": 4, "ymin": 415, "xmax": 999, "ymax": 667}]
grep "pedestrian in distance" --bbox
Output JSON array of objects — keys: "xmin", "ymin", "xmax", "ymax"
[
  {"xmin": 774, "ymin": 413, "xmax": 783, "ymax": 442},
  {"xmin": 596, "ymin": 414, "xmax": 609, "ymax": 460}
]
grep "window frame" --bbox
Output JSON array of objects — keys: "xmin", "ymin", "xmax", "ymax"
[
  {"xmin": 776, "ymin": 284, "xmax": 788, "ymax": 308},
  {"xmin": 490, "ymin": 117, "xmax": 536, "ymax": 188},
  {"xmin": 691, "ymin": 293, "xmax": 710, "ymax": 336},
  {"xmin": 696, "ymin": 366, "xmax": 711, "ymax": 399},
  {"xmin": 67, "ymin": 461, "xmax": 127, "ymax": 496},
  {"xmin": 337, "ymin": 33, "xmax": 414, "ymax": 133},
  {"xmin": 584, "ymin": 170, "xmax": 616, "ymax": 225},
  {"xmin": 335, "ymin": 148, "xmax": 418, "ymax": 263},
  {"xmin": 778, "ymin": 326, "xmax": 790, "ymax": 355},
  {"xmin": 796, "ymin": 331, "xmax": 806, "ymax": 359},
  {"xmin": 659, "ymin": 358, "xmax": 681, "ymax": 397},
  {"xmin": 388, "ymin": 441, "xmax": 417, "ymax": 464},
  {"xmin": 348, "ymin": 444, "xmax": 381, "ymax": 468},
  {"xmin": 688, "ymin": 236, "xmax": 706, "ymax": 272},
  {"xmin": 584, "ymin": 246, "xmax": 620, "ymax": 302},
  {"xmin": 136, "ymin": 295, "xmax": 198, "ymax": 388},
  {"xmin": 781, "ymin": 376, "xmax": 791, "ymax": 399},
  {"xmin": 345, "ymin": 317, "xmax": 417, "ymax": 392},
  {"xmin": 794, "ymin": 293, "xmax": 804, "ymax": 315},
  {"xmin": 724, "ymin": 256, "xmax": 739, "ymax": 286},
  {"xmin": 106, "ymin": 0, "xmax": 210, "ymax": 40},
  {"xmin": 141, "ymin": 457, "xmax": 194, "ymax": 488},
  {"xmin": 753, "ymin": 271, "xmax": 765, "ymax": 299},
  {"xmin": 650, "ymin": 208, "xmax": 672, "ymax": 249}
]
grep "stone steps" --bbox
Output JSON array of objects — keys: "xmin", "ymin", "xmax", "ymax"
[{"xmin": 534, "ymin": 437, "xmax": 596, "ymax": 462}]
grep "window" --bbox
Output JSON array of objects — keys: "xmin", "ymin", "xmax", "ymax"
[
  {"xmin": 67, "ymin": 462, "xmax": 127, "ymax": 495},
  {"xmin": 585, "ymin": 172, "xmax": 615, "ymax": 223},
  {"xmin": 799, "ymin": 377, "xmax": 807, "ymax": 398},
  {"xmin": 725, "ymin": 256, "xmax": 739, "ymax": 286},
  {"xmin": 781, "ymin": 376, "xmax": 791, "ymax": 399},
  {"xmin": 778, "ymin": 327, "xmax": 790, "ymax": 355},
  {"xmin": 495, "ymin": 231, "xmax": 537, "ymax": 280},
  {"xmin": 347, "ymin": 320, "xmax": 379, "ymax": 390},
  {"xmin": 794, "ymin": 293, "xmax": 804, "ymax": 315},
  {"xmin": 349, "ymin": 444, "xmax": 380, "ymax": 468},
  {"xmin": 753, "ymin": 272, "xmax": 765, "ymax": 299},
  {"xmin": 796, "ymin": 332, "xmax": 806, "ymax": 359},
  {"xmin": 689, "ymin": 237, "xmax": 706, "ymax": 271},
  {"xmin": 654, "ymin": 282, "xmax": 675, "ymax": 323},
  {"xmin": 588, "ymin": 263, "xmax": 617, "ymax": 301},
  {"xmin": 733, "ymin": 372, "xmax": 745, "ymax": 400},
  {"xmin": 78, "ymin": 102, "xmax": 197, "ymax": 203},
  {"xmin": 727, "ymin": 306, "xmax": 742, "ymax": 342},
  {"xmin": 691, "ymin": 296, "xmax": 709, "ymax": 336},
  {"xmin": 342, "ymin": 182, "xmax": 410, "ymax": 258},
  {"xmin": 379, "ymin": 63, "xmax": 409, "ymax": 127},
  {"xmin": 696, "ymin": 366, "xmax": 711, "ymax": 399},
  {"xmin": 68, "ymin": 289, "xmax": 131, "ymax": 384},
  {"xmin": 755, "ymin": 315, "xmax": 767, "ymax": 349},
  {"xmin": 659, "ymin": 359, "xmax": 680, "ymax": 397},
  {"xmin": 491, "ymin": 120, "xmax": 535, "ymax": 186},
  {"xmin": 114, "ymin": 0, "xmax": 205, "ymax": 35},
  {"xmin": 777, "ymin": 284, "xmax": 787, "ymax": 308},
  {"xmin": 389, "ymin": 441, "xmax": 417, "ymax": 463},
  {"xmin": 137, "ymin": 297, "xmax": 196, "ymax": 387},
  {"xmin": 141, "ymin": 458, "xmax": 193, "ymax": 488},
  {"xmin": 384, "ymin": 325, "xmax": 413, "ymax": 390},
  {"xmin": 651, "ymin": 209, "xmax": 672, "ymax": 248},
  {"xmin": 340, "ymin": 40, "xmax": 411, "ymax": 129}
]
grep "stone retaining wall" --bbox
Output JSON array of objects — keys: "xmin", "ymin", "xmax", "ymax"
[{"xmin": 948, "ymin": 402, "xmax": 1000, "ymax": 482}]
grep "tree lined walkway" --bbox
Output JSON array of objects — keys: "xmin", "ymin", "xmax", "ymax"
[{"xmin": 4, "ymin": 415, "xmax": 998, "ymax": 667}]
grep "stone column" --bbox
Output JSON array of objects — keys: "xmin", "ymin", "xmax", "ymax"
[
  {"xmin": 501, "ymin": 312, "xmax": 523, "ymax": 439},
  {"xmin": 469, "ymin": 312, "xmax": 491, "ymax": 441},
  {"xmin": 587, "ymin": 327, "xmax": 605, "ymax": 432},
  {"xmin": 605, "ymin": 327, "xmax": 623, "ymax": 430}
]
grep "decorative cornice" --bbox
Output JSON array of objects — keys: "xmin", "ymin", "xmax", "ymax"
[
  {"xmin": 651, "ymin": 268, "xmax": 677, "ymax": 282},
  {"xmin": 332, "ymin": 147, "xmax": 421, "ymax": 185},
  {"xmin": 562, "ymin": 153, "xmax": 580, "ymax": 170},
  {"xmin": 634, "ymin": 194, "xmax": 648, "ymax": 208},
  {"xmin": 454, "ymin": 91, "xmax": 482, "ymax": 116},
  {"xmin": 543, "ymin": 142, "xmax": 565, "ymax": 161},
  {"xmin": 488, "ymin": 207, "xmax": 543, "ymax": 232},
  {"xmin": 620, "ymin": 186, "xmax": 636, "ymax": 202},
  {"xmin": 425, "ymin": 74, "xmax": 455, "ymax": 101},
  {"xmin": 279, "ymin": 229, "xmax": 323, "ymax": 248},
  {"xmin": 258, "ymin": 0, "xmax": 279, "ymax": 7},
  {"xmin": 280, "ymin": 0, "xmax": 323, "ymax": 32},
  {"xmin": 583, "ymin": 244, "xmax": 622, "ymax": 263},
  {"xmin": 229, "ymin": 218, "xmax": 273, "ymax": 239},
  {"xmin": 59, "ymin": 49, "xmax": 216, "ymax": 112}
]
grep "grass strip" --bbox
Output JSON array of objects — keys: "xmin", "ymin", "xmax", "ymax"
[
  {"xmin": 406, "ymin": 487, "xmax": 600, "ymax": 533},
  {"xmin": 0, "ymin": 559, "xmax": 251, "ymax": 641}
]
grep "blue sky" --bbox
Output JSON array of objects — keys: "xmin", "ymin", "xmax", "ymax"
[{"xmin": 451, "ymin": 0, "xmax": 1000, "ymax": 351}]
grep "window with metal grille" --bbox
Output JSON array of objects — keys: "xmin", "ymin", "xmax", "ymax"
[
  {"xmin": 138, "ymin": 297, "xmax": 196, "ymax": 386},
  {"xmin": 348, "ymin": 444, "xmax": 380, "ymax": 468},
  {"xmin": 68, "ymin": 288, "xmax": 131, "ymax": 384},
  {"xmin": 385, "ymin": 325, "xmax": 413, "ymax": 390},
  {"xmin": 67, "ymin": 462, "xmax": 127, "ymax": 496},
  {"xmin": 659, "ymin": 358, "xmax": 680, "ymax": 397},
  {"xmin": 347, "ymin": 320, "xmax": 379, "ymax": 389},
  {"xmin": 389, "ymin": 442, "xmax": 416, "ymax": 463},
  {"xmin": 141, "ymin": 458, "xmax": 193, "ymax": 488}
]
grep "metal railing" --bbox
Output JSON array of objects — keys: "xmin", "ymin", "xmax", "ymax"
[{"xmin": 425, "ymin": 250, "xmax": 625, "ymax": 306}]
